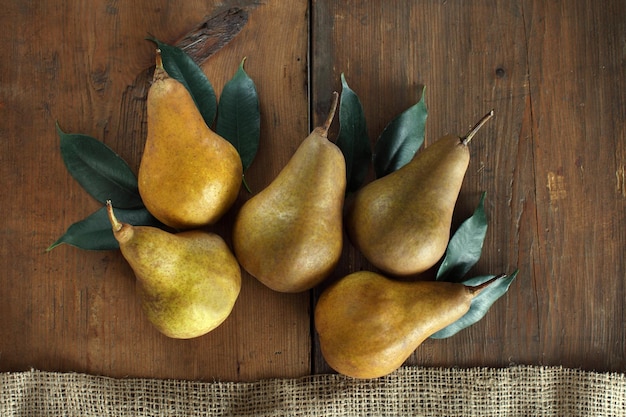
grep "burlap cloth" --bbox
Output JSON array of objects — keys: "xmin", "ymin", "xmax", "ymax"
[{"xmin": 1, "ymin": 365, "xmax": 625, "ymax": 416}]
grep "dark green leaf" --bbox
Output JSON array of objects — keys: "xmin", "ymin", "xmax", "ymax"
[
  {"xmin": 216, "ymin": 57, "xmax": 260, "ymax": 186},
  {"xmin": 47, "ymin": 206, "xmax": 163, "ymax": 251},
  {"xmin": 373, "ymin": 87, "xmax": 427, "ymax": 178},
  {"xmin": 57, "ymin": 123, "xmax": 143, "ymax": 209},
  {"xmin": 437, "ymin": 192, "xmax": 488, "ymax": 282},
  {"xmin": 430, "ymin": 271, "xmax": 518, "ymax": 339},
  {"xmin": 335, "ymin": 73, "xmax": 371, "ymax": 193},
  {"xmin": 148, "ymin": 38, "xmax": 217, "ymax": 127}
]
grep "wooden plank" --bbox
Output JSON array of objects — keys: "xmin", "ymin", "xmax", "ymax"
[
  {"xmin": 311, "ymin": 0, "xmax": 626, "ymax": 374},
  {"xmin": 519, "ymin": 0, "xmax": 626, "ymax": 370},
  {"xmin": 0, "ymin": 0, "xmax": 310, "ymax": 382}
]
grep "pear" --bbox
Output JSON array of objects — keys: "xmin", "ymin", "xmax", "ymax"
[
  {"xmin": 314, "ymin": 271, "xmax": 501, "ymax": 379},
  {"xmin": 232, "ymin": 92, "xmax": 345, "ymax": 293},
  {"xmin": 346, "ymin": 111, "xmax": 494, "ymax": 277},
  {"xmin": 106, "ymin": 201, "xmax": 241, "ymax": 339},
  {"xmin": 138, "ymin": 49, "xmax": 243, "ymax": 229}
]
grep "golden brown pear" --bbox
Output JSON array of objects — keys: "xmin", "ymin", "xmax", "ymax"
[
  {"xmin": 232, "ymin": 93, "xmax": 345, "ymax": 293},
  {"xmin": 138, "ymin": 49, "xmax": 242, "ymax": 229},
  {"xmin": 346, "ymin": 111, "xmax": 494, "ymax": 277},
  {"xmin": 106, "ymin": 201, "xmax": 241, "ymax": 339},
  {"xmin": 315, "ymin": 271, "xmax": 500, "ymax": 379}
]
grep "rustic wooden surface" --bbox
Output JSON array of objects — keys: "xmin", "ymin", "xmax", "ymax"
[{"xmin": 1, "ymin": 0, "xmax": 625, "ymax": 383}]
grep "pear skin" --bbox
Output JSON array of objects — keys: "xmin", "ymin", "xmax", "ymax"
[
  {"xmin": 346, "ymin": 111, "xmax": 494, "ymax": 277},
  {"xmin": 232, "ymin": 93, "xmax": 346, "ymax": 293},
  {"xmin": 314, "ymin": 271, "xmax": 499, "ymax": 379},
  {"xmin": 138, "ymin": 49, "xmax": 243, "ymax": 229},
  {"xmin": 106, "ymin": 201, "xmax": 241, "ymax": 339}
]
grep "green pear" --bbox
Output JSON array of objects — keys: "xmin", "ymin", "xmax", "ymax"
[
  {"xmin": 315, "ymin": 270, "xmax": 501, "ymax": 379},
  {"xmin": 106, "ymin": 201, "xmax": 241, "ymax": 339},
  {"xmin": 138, "ymin": 49, "xmax": 242, "ymax": 230},
  {"xmin": 232, "ymin": 93, "xmax": 345, "ymax": 293},
  {"xmin": 346, "ymin": 111, "xmax": 494, "ymax": 277}
]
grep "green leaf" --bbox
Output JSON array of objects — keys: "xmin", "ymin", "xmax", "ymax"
[
  {"xmin": 57, "ymin": 123, "xmax": 143, "ymax": 209},
  {"xmin": 436, "ymin": 192, "xmax": 488, "ymax": 282},
  {"xmin": 430, "ymin": 271, "xmax": 518, "ymax": 339},
  {"xmin": 148, "ymin": 38, "xmax": 217, "ymax": 127},
  {"xmin": 47, "ymin": 206, "xmax": 163, "ymax": 251},
  {"xmin": 373, "ymin": 87, "xmax": 427, "ymax": 178},
  {"xmin": 215, "ymin": 57, "xmax": 260, "ymax": 189},
  {"xmin": 335, "ymin": 73, "xmax": 371, "ymax": 193}
]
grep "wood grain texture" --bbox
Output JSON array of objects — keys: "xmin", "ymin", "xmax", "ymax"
[
  {"xmin": 519, "ymin": 0, "xmax": 626, "ymax": 369},
  {"xmin": 311, "ymin": 0, "xmax": 626, "ymax": 374},
  {"xmin": 1, "ymin": 0, "xmax": 625, "ymax": 384}
]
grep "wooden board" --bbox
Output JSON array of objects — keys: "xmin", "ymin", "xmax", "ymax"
[
  {"xmin": 311, "ymin": 0, "xmax": 626, "ymax": 374},
  {"xmin": 0, "ymin": 0, "xmax": 310, "ymax": 382},
  {"xmin": 1, "ymin": 0, "xmax": 625, "ymax": 383}
]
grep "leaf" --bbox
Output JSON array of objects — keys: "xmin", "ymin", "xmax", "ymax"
[
  {"xmin": 215, "ymin": 57, "xmax": 260, "ymax": 190},
  {"xmin": 57, "ymin": 123, "xmax": 143, "ymax": 209},
  {"xmin": 47, "ymin": 206, "xmax": 163, "ymax": 251},
  {"xmin": 430, "ymin": 271, "xmax": 518, "ymax": 339},
  {"xmin": 335, "ymin": 73, "xmax": 371, "ymax": 193},
  {"xmin": 148, "ymin": 38, "xmax": 218, "ymax": 127},
  {"xmin": 436, "ymin": 192, "xmax": 488, "ymax": 282},
  {"xmin": 373, "ymin": 87, "xmax": 427, "ymax": 178}
]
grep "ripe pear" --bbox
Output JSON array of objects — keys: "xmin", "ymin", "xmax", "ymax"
[
  {"xmin": 138, "ymin": 49, "xmax": 242, "ymax": 229},
  {"xmin": 106, "ymin": 201, "xmax": 241, "ymax": 339},
  {"xmin": 315, "ymin": 271, "xmax": 501, "ymax": 379},
  {"xmin": 346, "ymin": 111, "xmax": 494, "ymax": 277},
  {"xmin": 232, "ymin": 93, "xmax": 345, "ymax": 293}
]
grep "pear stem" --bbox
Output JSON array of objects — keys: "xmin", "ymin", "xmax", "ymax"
[
  {"xmin": 467, "ymin": 273, "xmax": 507, "ymax": 296},
  {"xmin": 319, "ymin": 91, "xmax": 339, "ymax": 138},
  {"xmin": 155, "ymin": 48, "xmax": 163, "ymax": 69},
  {"xmin": 152, "ymin": 49, "xmax": 168, "ymax": 82},
  {"xmin": 461, "ymin": 110, "xmax": 494, "ymax": 145},
  {"xmin": 106, "ymin": 200, "xmax": 123, "ymax": 233}
]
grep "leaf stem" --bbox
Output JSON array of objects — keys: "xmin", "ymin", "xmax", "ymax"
[
  {"xmin": 242, "ymin": 175, "xmax": 252, "ymax": 193},
  {"xmin": 462, "ymin": 110, "xmax": 494, "ymax": 145}
]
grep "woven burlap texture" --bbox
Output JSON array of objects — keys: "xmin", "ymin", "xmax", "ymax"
[{"xmin": 1, "ymin": 365, "xmax": 625, "ymax": 416}]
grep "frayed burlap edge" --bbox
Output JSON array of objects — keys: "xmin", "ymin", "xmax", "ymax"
[{"xmin": 1, "ymin": 365, "xmax": 625, "ymax": 416}]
